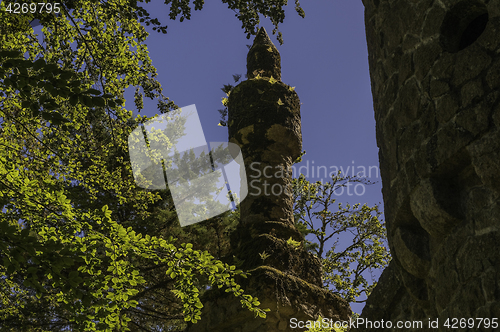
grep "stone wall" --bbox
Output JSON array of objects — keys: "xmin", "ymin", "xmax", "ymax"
[{"xmin": 357, "ymin": 0, "xmax": 500, "ymax": 330}]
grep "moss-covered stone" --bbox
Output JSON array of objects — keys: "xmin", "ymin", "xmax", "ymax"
[
  {"xmin": 228, "ymin": 66, "xmax": 302, "ymax": 229},
  {"xmin": 185, "ymin": 266, "xmax": 351, "ymax": 332},
  {"xmin": 186, "ymin": 27, "xmax": 351, "ymax": 332},
  {"xmin": 247, "ymin": 27, "xmax": 281, "ymax": 80}
]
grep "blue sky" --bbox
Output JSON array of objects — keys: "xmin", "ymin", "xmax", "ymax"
[{"xmin": 132, "ymin": 0, "xmax": 382, "ymax": 314}]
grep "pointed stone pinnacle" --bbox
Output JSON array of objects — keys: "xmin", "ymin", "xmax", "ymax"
[
  {"xmin": 247, "ymin": 27, "xmax": 281, "ymax": 80},
  {"xmin": 252, "ymin": 27, "xmax": 274, "ymax": 47}
]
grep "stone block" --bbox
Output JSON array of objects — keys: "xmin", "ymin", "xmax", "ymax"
[
  {"xmin": 460, "ymin": 79, "xmax": 484, "ymax": 107},
  {"xmin": 399, "ymin": 51, "xmax": 414, "ymax": 85},
  {"xmin": 480, "ymin": 267, "xmax": 497, "ymax": 303},
  {"xmin": 404, "ymin": 156, "xmax": 420, "ymax": 192},
  {"xmin": 380, "ymin": 8, "xmax": 404, "ymax": 55},
  {"xmin": 475, "ymin": 16, "xmax": 500, "ymax": 52},
  {"xmin": 451, "ymin": 46, "xmax": 491, "ymax": 87},
  {"xmin": 402, "ymin": 34, "xmax": 420, "ymax": 52},
  {"xmin": 486, "ymin": 58, "xmax": 500, "ymax": 90},
  {"xmin": 430, "ymin": 52, "xmax": 454, "ymax": 79},
  {"xmin": 397, "ymin": 122, "xmax": 421, "ymax": 164},
  {"xmin": 435, "ymin": 94, "xmax": 458, "ymax": 123},
  {"xmin": 467, "ymin": 129, "xmax": 500, "ymax": 189},
  {"xmin": 493, "ymin": 100, "xmax": 500, "ymax": 127},
  {"xmin": 413, "ymin": 40, "xmax": 442, "ymax": 81},
  {"xmin": 395, "ymin": 78, "xmax": 421, "ymax": 126},
  {"xmin": 378, "ymin": 73, "xmax": 399, "ymax": 118},
  {"xmin": 412, "ymin": 147, "xmax": 429, "ymax": 180},
  {"xmin": 417, "ymin": 99, "xmax": 438, "ymax": 139},
  {"xmin": 429, "ymin": 79, "xmax": 450, "ymax": 98},
  {"xmin": 455, "ymin": 103, "xmax": 490, "ymax": 136},
  {"xmin": 393, "ymin": 226, "xmax": 431, "ymax": 279},
  {"xmin": 398, "ymin": 266, "xmax": 430, "ymax": 306},
  {"xmin": 422, "ymin": 5, "xmax": 446, "ymax": 39},
  {"xmin": 410, "ymin": 177, "xmax": 463, "ymax": 239},
  {"xmin": 435, "ymin": 120, "xmax": 474, "ymax": 166}
]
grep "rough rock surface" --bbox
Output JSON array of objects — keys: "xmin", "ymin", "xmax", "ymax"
[{"xmin": 356, "ymin": 0, "xmax": 500, "ymax": 331}]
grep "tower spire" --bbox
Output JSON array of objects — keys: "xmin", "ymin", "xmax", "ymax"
[
  {"xmin": 247, "ymin": 27, "xmax": 281, "ymax": 80},
  {"xmin": 185, "ymin": 30, "xmax": 351, "ymax": 332}
]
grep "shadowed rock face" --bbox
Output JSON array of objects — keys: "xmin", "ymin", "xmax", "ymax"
[
  {"xmin": 357, "ymin": 0, "xmax": 500, "ymax": 330},
  {"xmin": 185, "ymin": 28, "xmax": 351, "ymax": 332}
]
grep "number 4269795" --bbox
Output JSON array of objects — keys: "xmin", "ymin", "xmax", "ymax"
[{"xmin": 4, "ymin": 3, "xmax": 61, "ymax": 14}]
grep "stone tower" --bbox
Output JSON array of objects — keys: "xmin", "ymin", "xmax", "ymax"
[
  {"xmin": 185, "ymin": 28, "xmax": 351, "ymax": 332},
  {"xmin": 357, "ymin": 0, "xmax": 500, "ymax": 330}
]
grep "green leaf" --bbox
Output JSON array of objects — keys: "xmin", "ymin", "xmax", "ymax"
[
  {"xmin": 41, "ymin": 112, "xmax": 70, "ymax": 125},
  {"xmin": 22, "ymin": 100, "xmax": 31, "ymax": 109},
  {"xmin": 44, "ymin": 63, "xmax": 59, "ymax": 72},
  {"xmin": 92, "ymin": 97, "xmax": 105, "ymax": 107},
  {"xmin": 69, "ymin": 94, "xmax": 79, "ymax": 106},
  {"xmin": 85, "ymin": 88, "xmax": 102, "ymax": 95},
  {"xmin": 59, "ymin": 70, "xmax": 74, "ymax": 80},
  {"xmin": 0, "ymin": 50, "xmax": 22, "ymax": 58},
  {"xmin": 80, "ymin": 95, "xmax": 93, "ymax": 107}
]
